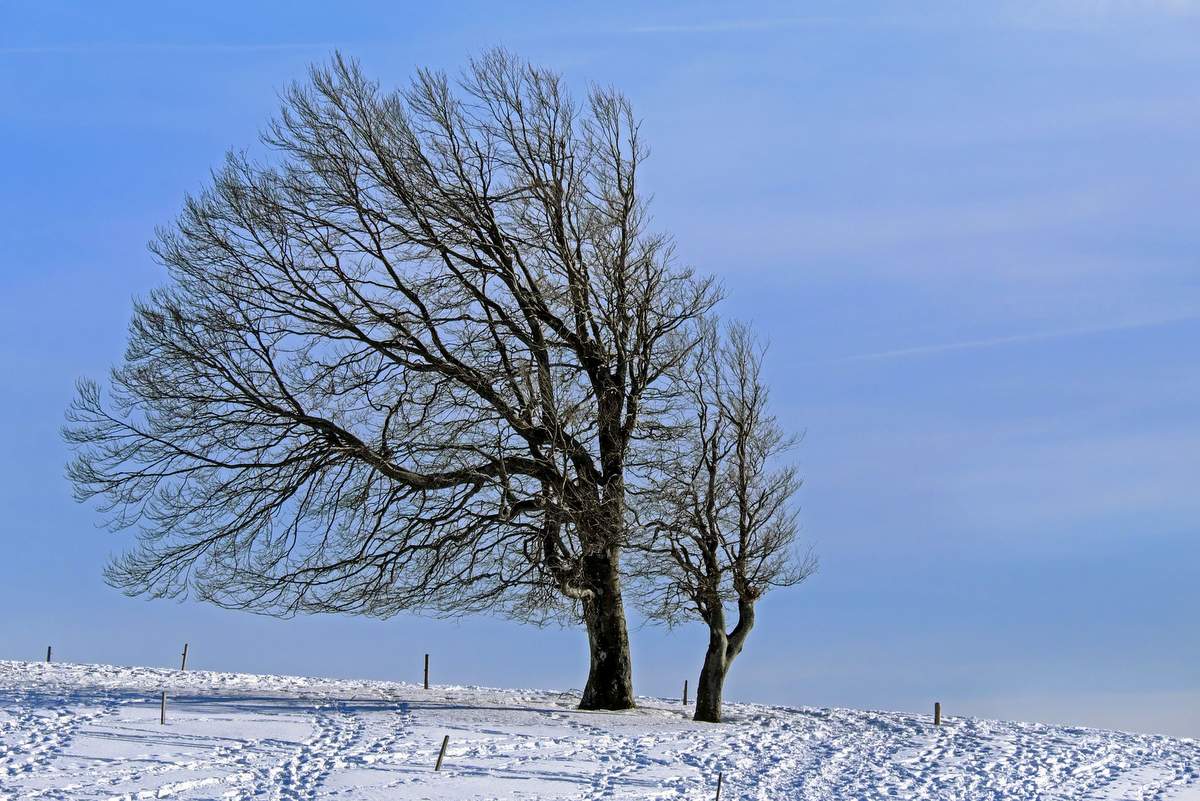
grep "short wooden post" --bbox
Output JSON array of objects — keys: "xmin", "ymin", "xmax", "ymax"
[
  {"xmin": 180, "ymin": 643, "xmax": 189, "ymax": 671},
  {"xmin": 424, "ymin": 653, "xmax": 430, "ymax": 690},
  {"xmin": 434, "ymin": 734, "xmax": 449, "ymax": 771},
  {"xmin": 683, "ymin": 679, "xmax": 688, "ymax": 705},
  {"xmin": 715, "ymin": 771, "xmax": 723, "ymax": 801},
  {"xmin": 160, "ymin": 691, "xmax": 167, "ymax": 725},
  {"xmin": 934, "ymin": 701, "xmax": 941, "ymax": 726},
  {"xmin": 46, "ymin": 646, "xmax": 51, "ymax": 663}
]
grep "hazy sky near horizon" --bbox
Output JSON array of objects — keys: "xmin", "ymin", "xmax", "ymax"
[{"xmin": 1, "ymin": 1, "xmax": 1198, "ymax": 738}]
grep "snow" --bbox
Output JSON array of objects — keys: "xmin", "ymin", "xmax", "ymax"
[{"xmin": 1, "ymin": 660, "xmax": 1196, "ymax": 800}]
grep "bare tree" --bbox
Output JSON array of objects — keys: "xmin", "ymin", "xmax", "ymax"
[
  {"xmin": 63, "ymin": 51, "xmax": 715, "ymax": 710},
  {"xmin": 631, "ymin": 321, "xmax": 815, "ymax": 722}
]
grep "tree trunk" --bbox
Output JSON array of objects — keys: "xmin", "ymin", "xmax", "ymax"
[
  {"xmin": 694, "ymin": 600, "xmax": 755, "ymax": 723},
  {"xmin": 694, "ymin": 627, "xmax": 729, "ymax": 723},
  {"xmin": 578, "ymin": 547, "xmax": 635, "ymax": 710}
]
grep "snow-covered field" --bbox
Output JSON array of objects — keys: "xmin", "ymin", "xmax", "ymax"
[{"xmin": 0, "ymin": 660, "xmax": 1197, "ymax": 800}]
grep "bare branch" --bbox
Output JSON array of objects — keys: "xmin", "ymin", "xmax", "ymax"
[{"xmin": 65, "ymin": 50, "xmax": 719, "ymax": 711}]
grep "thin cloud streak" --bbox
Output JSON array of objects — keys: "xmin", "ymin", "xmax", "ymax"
[
  {"xmin": 628, "ymin": 17, "xmax": 847, "ymax": 34},
  {"xmin": 0, "ymin": 42, "xmax": 340, "ymax": 56},
  {"xmin": 625, "ymin": 15, "xmax": 945, "ymax": 34},
  {"xmin": 837, "ymin": 314, "xmax": 1200, "ymax": 363},
  {"xmin": 626, "ymin": 5, "xmax": 1200, "ymax": 37}
]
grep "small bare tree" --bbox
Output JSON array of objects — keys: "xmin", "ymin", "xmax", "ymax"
[
  {"xmin": 632, "ymin": 321, "xmax": 814, "ymax": 723},
  {"xmin": 64, "ymin": 51, "xmax": 715, "ymax": 710}
]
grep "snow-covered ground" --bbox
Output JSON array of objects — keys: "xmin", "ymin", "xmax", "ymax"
[{"xmin": 0, "ymin": 660, "xmax": 1196, "ymax": 800}]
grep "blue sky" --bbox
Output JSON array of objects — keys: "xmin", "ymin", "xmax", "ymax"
[{"xmin": 1, "ymin": 1, "xmax": 1197, "ymax": 737}]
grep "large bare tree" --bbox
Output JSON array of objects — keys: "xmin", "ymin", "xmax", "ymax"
[
  {"xmin": 64, "ymin": 51, "xmax": 715, "ymax": 710},
  {"xmin": 632, "ymin": 321, "xmax": 814, "ymax": 722}
]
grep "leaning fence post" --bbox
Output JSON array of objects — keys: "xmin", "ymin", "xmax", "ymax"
[
  {"xmin": 424, "ymin": 653, "xmax": 430, "ymax": 690},
  {"xmin": 715, "ymin": 771, "xmax": 723, "ymax": 800},
  {"xmin": 934, "ymin": 701, "xmax": 941, "ymax": 726},
  {"xmin": 434, "ymin": 734, "xmax": 449, "ymax": 771},
  {"xmin": 160, "ymin": 691, "xmax": 167, "ymax": 725},
  {"xmin": 180, "ymin": 642, "xmax": 189, "ymax": 671}
]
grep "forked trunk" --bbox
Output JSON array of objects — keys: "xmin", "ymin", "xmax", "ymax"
[
  {"xmin": 694, "ymin": 628, "xmax": 729, "ymax": 723},
  {"xmin": 693, "ymin": 600, "xmax": 755, "ymax": 723},
  {"xmin": 579, "ymin": 547, "xmax": 635, "ymax": 710}
]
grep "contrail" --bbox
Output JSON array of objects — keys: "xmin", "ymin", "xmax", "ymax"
[{"xmin": 837, "ymin": 313, "xmax": 1200, "ymax": 363}]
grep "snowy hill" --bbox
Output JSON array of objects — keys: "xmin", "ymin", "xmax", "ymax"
[{"xmin": 0, "ymin": 660, "xmax": 1196, "ymax": 800}]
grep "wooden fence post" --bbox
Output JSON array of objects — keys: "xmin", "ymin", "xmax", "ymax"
[
  {"xmin": 46, "ymin": 646, "xmax": 51, "ymax": 663},
  {"xmin": 424, "ymin": 653, "xmax": 430, "ymax": 690},
  {"xmin": 715, "ymin": 771, "xmax": 723, "ymax": 801},
  {"xmin": 934, "ymin": 701, "xmax": 941, "ymax": 726},
  {"xmin": 180, "ymin": 643, "xmax": 189, "ymax": 671},
  {"xmin": 160, "ymin": 691, "xmax": 167, "ymax": 725},
  {"xmin": 434, "ymin": 734, "xmax": 449, "ymax": 771},
  {"xmin": 683, "ymin": 679, "xmax": 688, "ymax": 705}
]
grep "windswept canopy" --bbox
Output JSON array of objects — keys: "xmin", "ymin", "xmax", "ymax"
[{"xmin": 66, "ymin": 50, "xmax": 716, "ymax": 625}]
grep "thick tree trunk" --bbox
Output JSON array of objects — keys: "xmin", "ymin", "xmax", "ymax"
[
  {"xmin": 579, "ymin": 547, "xmax": 635, "ymax": 710},
  {"xmin": 694, "ymin": 627, "xmax": 729, "ymax": 723}
]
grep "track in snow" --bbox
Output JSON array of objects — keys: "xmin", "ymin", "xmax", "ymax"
[
  {"xmin": 0, "ymin": 660, "xmax": 1196, "ymax": 800},
  {"xmin": 0, "ymin": 689, "xmax": 120, "ymax": 781}
]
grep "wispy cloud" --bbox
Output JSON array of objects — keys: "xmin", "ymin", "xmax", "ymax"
[
  {"xmin": 1043, "ymin": 0, "xmax": 1200, "ymax": 17},
  {"xmin": 627, "ymin": 4, "xmax": 1200, "ymax": 37},
  {"xmin": 700, "ymin": 187, "xmax": 1135, "ymax": 275},
  {"xmin": 797, "ymin": 189, "xmax": 1124, "ymax": 259},
  {"xmin": 628, "ymin": 17, "xmax": 848, "ymax": 34},
  {"xmin": 0, "ymin": 42, "xmax": 339, "ymax": 56},
  {"xmin": 625, "ymin": 15, "xmax": 949, "ymax": 35},
  {"xmin": 837, "ymin": 314, "xmax": 1200, "ymax": 363}
]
